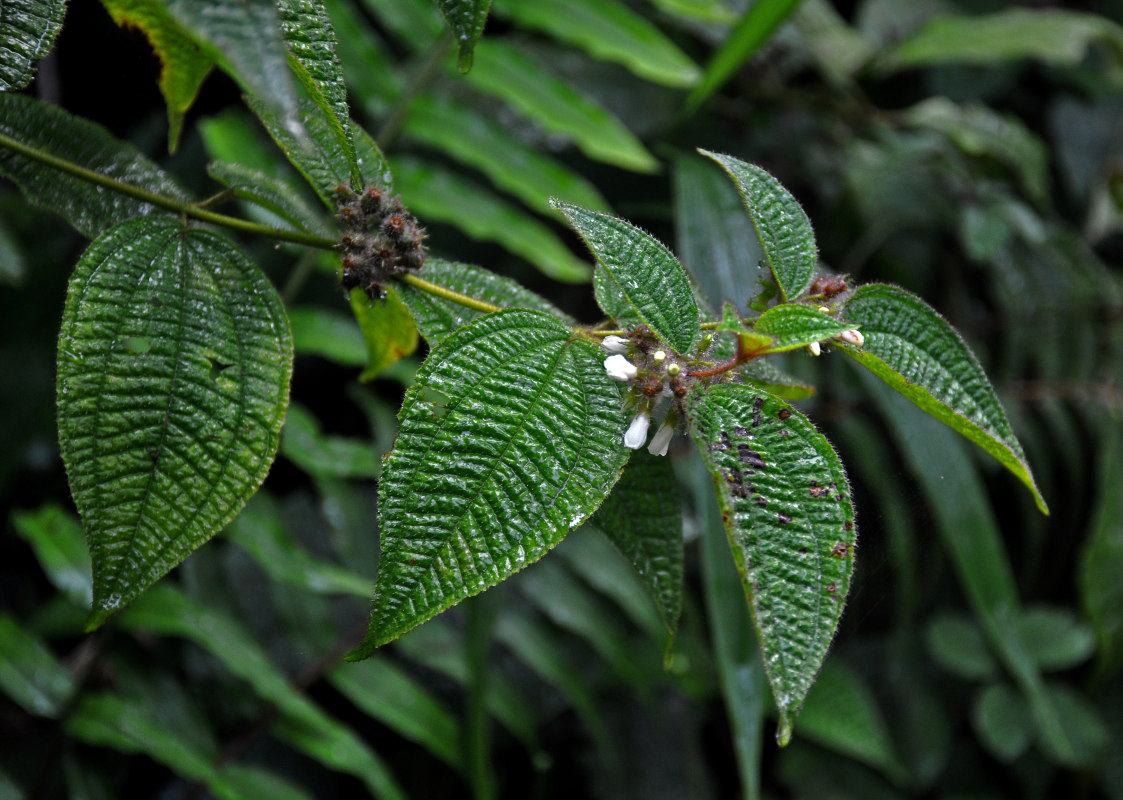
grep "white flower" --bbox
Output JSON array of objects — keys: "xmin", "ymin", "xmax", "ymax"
[
  {"xmin": 602, "ymin": 335, "xmax": 630, "ymax": 354},
  {"xmin": 808, "ymin": 341, "xmax": 822, "ymax": 356},
  {"xmin": 647, "ymin": 423, "xmax": 675, "ymax": 456},
  {"xmin": 623, "ymin": 412, "xmax": 650, "ymax": 449},
  {"xmin": 837, "ymin": 329, "xmax": 864, "ymax": 347},
  {"xmin": 604, "ymin": 354, "xmax": 638, "ymax": 381}
]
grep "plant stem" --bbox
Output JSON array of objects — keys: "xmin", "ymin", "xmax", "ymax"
[
  {"xmin": 398, "ymin": 272, "xmax": 504, "ymax": 313},
  {"xmin": 376, "ymin": 30, "xmax": 455, "ymax": 151},
  {"xmin": 0, "ymin": 130, "xmax": 338, "ymax": 250}
]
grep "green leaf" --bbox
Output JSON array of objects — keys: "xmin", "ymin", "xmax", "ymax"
[
  {"xmin": 392, "ymin": 157, "xmax": 590, "ymax": 282},
  {"xmin": 350, "ymin": 287, "xmax": 420, "ymax": 381},
  {"xmin": 275, "ymin": 0, "xmax": 360, "ymax": 186},
  {"xmin": 11, "ymin": 504, "xmax": 92, "ymax": 607},
  {"xmin": 683, "ymin": 0, "xmax": 805, "ymax": 114},
  {"xmin": 101, "ymin": 0, "xmax": 213, "ymax": 152},
  {"xmin": 493, "ymin": 0, "xmax": 700, "ymax": 87},
  {"xmin": 401, "ymin": 95, "xmax": 611, "ymax": 214},
  {"xmin": 348, "ymin": 310, "xmax": 628, "ymax": 657},
  {"xmin": 206, "ymin": 160, "xmax": 329, "ymax": 236},
  {"xmin": 0, "ymin": 614, "xmax": 74, "ymax": 717},
  {"xmin": 753, "ymin": 303, "xmax": 855, "ymax": 353},
  {"xmin": 700, "ymin": 150, "xmax": 818, "ymax": 302},
  {"xmin": 0, "ymin": 93, "xmax": 189, "ymax": 237},
  {"xmin": 926, "ymin": 613, "xmax": 998, "ymax": 681},
  {"xmin": 1080, "ymin": 417, "xmax": 1123, "ymax": 678},
  {"xmin": 591, "ymin": 451, "xmax": 683, "ymax": 643},
  {"xmin": 433, "ymin": 0, "xmax": 492, "ymax": 72},
  {"xmin": 56, "ymin": 217, "xmax": 293, "ymax": 628},
  {"xmin": 740, "ymin": 358, "xmax": 816, "ymax": 400},
  {"xmin": 118, "ymin": 585, "xmax": 407, "ymax": 799},
  {"xmin": 592, "ymin": 265, "xmax": 640, "ymax": 330},
  {"xmin": 1017, "ymin": 606, "xmax": 1096, "ymax": 673},
  {"xmin": 281, "ymin": 403, "xmax": 379, "ymax": 479},
  {"xmin": 690, "ymin": 383, "xmax": 857, "ymax": 744},
  {"xmin": 554, "ymin": 201, "xmax": 700, "ymax": 353},
  {"xmin": 464, "ymin": 40, "xmax": 658, "ymax": 173},
  {"xmin": 397, "ymin": 258, "xmax": 572, "ymax": 346},
  {"xmin": 357, "ymin": 0, "xmax": 444, "ymax": 54},
  {"xmin": 0, "ymin": 0, "xmax": 68, "ymax": 91},
  {"xmin": 840, "ymin": 283, "xmax": 1047, "ymax": 514},
  {"xmin": 672, "ymin": 151, "xmax": 765, "ymax": 312},
  {"xmin": 288, "ymin": 306, "xmax": 367, "ymax": 367},
  {"xmin": 972, "ymin": 683, "xmax": 1033, "ymax": 762},
  {"xmin": 888, "ymin": 8, "xmax": 1123, "ymax": 69},
  {"xmin": 0, "ymin": 215, "xmax": 26, "ymax": 285}
]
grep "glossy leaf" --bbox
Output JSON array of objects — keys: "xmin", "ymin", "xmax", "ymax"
[
  {"xmin": 348, "ymin": 310, "xmax": 628, "ymax": 657},
  {"xmin": 0, "ymin": 93, "xmax": 189, "ymax": 237},
  {"xmin": 206, "ymin": 160, "xmax": 329, "ymax": 235},
  {"xmin": 101, "ymin": 0, "xmax": 213, "ymax": 152},
  {"xmin": 57, "ymin": 217, "xmax": 292, "ymax": 628},
  {"xmin": 841, "ymin": 283, "xmax": 1047, "ymax": 513},
  {"xmin": 0, "ymin": 614, "xmax": 74, "ymax": 717},
  {"xmin": 11, "ymin": 504, "xmax": 92, "ymax": 607},
  {"xmin": 554, "ymin": 201, "xmax": 700, "ymax": 354},
  {"xmin": 434, "ymin": 0, "xmax": 491, "ymax": 72},
  {"xmin": 396, "ymin": 258, "xmax": 571, "ymax": 346},
  {"xmin": 464, "ymin": 40, "xmax": 658, "ymax": 173},
  {"xmin": 683, "ymin": 0, "xmax": 805, "ymax": 114},
  {"xmin": 690, "ymin": 382, "xmax": 856, "ymax": 744},
  {"xmin": 493, "ymin": 0, "xmax": 700, "ymax": 87},
  {"xmin": 752, "ymin": 303, "xmax": 855, "ymax": 353},
  {"xmin": 590, "ymin": 451, "xmax": 683, "ymax": 642},
  {"xmin": 888, "ymin": 8, "xmax": 1123, "ymax": 69},
  {"xmin": 350, "ymin": 287, "xmax": 419, "ymax": 381},
  {"xmin": 701, "ymin": 150, "xmax": 818, "ymax": 301},
  {"xmin": 393, "ymin": 157, "xmax": 590, "ymax": 282},
  {"xmin": 0, "ymin": 0, "xmax": 67, "ymax": 91}
]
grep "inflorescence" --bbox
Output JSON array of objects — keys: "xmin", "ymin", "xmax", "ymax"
[{"xmin": 334, "ymin": 183, "xmax": 426, "ymax": 299}]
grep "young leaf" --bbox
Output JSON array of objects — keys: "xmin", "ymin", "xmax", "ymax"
[
  {"xmin": 433, "ymin": 0, "xmax": 492, "ymax": 73},
  {"xmin": 590, "ymin": 451, "xmax": 684, "ymax": 643},
  {"xmin": 554, "ymin": 201, "xmax": 700, "ymax": 354},
  {"xmin": 350, "ymin": 286, "xmax": 419, "ymax": 381},
  {"xmin": 700, "ymin": 150, "xmax": 818, "ymax": 301},
  {"xmin": 840, "ymin": 283, "xmax": 1048, "ymax": 513},
  {"xmin": 57, "ymin": 217, "xmax": 292, "ymax": 629},
  {"xmin": 0, "ymin": 0, "xmax": 68, "ymax": 91},
  {"xmin": 753, "ymin": 303, "xmax": 855, "ymax": 353},
  {"xmin": 348, "ymin": 310, "xmax": 628, "ymax": 658},
  {"xmin": 0, "ymin": 93, "xmax": 189, "ymax": 237},
  {"xmin": 689, "ymin": 383, "xmax": 857, "ymax": 744},
  {"xmin": 396, "ymin": 258, "xmax": 572, "ymax": 346}
]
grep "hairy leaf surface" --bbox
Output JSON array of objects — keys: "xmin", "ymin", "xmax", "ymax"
[
  {"xmin": 701, "ymin": 150, "xmax": 818, "ymax": 301},
  {"xmin": 349, "ymin": 310, "xmax": 628, "ymax": 657},
  {"xmin": 690, "ymin": 383, "xmax": 856, "ymax": 744},
  {"xmin": 0, "ymin": 0, "xmax": 68, "ymax": 90},
  {"xmin": 753, "ymin": 303, "xmax": 855, "ymax": 353},
  {"xmin": 57, "ymin": 217, "xmax": 292, "ymax": 628},
  {"xmin": 350, "ymin": 287, "xmax": 419, "ymax": 381},
  {"xmin": 555, "ymin": 201, "xmax": 700, "ymax": 354},
  {"xmin": 0, "ymin": 93, "xmax": 189, "ymax": 236},
  {"xmin": 841, "ymin": 283, "xmax": 1047, "ymax": 513}
]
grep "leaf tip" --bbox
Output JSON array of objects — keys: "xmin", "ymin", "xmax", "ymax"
[{"xmin": 775, "ymin": 714, "xmax": 794, "ymax": 747}]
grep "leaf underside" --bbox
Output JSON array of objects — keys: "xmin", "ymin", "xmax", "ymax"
[
  {"xmin": 57, "ymin": 217, "xmax": 292, "ymax": 628},
  {"xmin": 690, "ymin": 382, "xmax": 856, "ymax": 744},
  {"xmin": 349, "ymin": 310, "xmax": 628, "ymax": 658},
  {"xmin": 841, "ymin": 283, "xmax": 1047, "ymax": 514}
]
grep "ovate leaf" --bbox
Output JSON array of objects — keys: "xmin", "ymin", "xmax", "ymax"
[
  {"xmin": 554, "ymin": 201, "xmax": 700, "ymax": 354},
  {"xmin": 57, "ymin": 217, "xmax": 292, "ymax": 628},
  {"xmin": 433, "ymin": 0, "xmax": 492, "ymax": 72},
  {"xmin": 0, "ymin": 93, "xmax": 189, "ymax": 237},
  {"xmin": 0, "ymin": 0, "xmax": 68, "ymax": 91},
  {"xmin": 101, "ymin": 0, "xmax": 213, "ymax": 152},
  {"xmin": 700, "ymin": 150, "xmax": 818, "ymax": 301},
  {"xmin": 396, "ymin": 258, "xmax": 571, "ymax": 346},
  {"xmin": 591, "ymin": 451, "xmax": 684, "ymax": 643},
  {"xmin": 752, "ymin": 303, "xmax": 854, "ymax": 353},
  {"xmin": 348, "ymin": 310, "xmax": 628, "ymax": 657},
  {"xmin": 350, "ymin": 286, "xmax": 419, "ymax": 381},
  {"xmin": 840, "ymin": 283, "xmax": 1047, "ymax": 513},
  {"xmin": 690, "ymin": 383, "xmax": 857, "ymax": 744}
]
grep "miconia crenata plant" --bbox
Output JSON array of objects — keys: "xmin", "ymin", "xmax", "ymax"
[{"xmin": 0, "ymin": 0, "xmax": 1052, "ymax": 766}]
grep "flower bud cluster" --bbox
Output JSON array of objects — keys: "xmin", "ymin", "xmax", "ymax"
[
  {"xmin": 334, "ymin": 183, "xmax": 426, "ymax": 299},
  {"xmin": 601, "ymin": 327, "xmax": 691, "ymax": 456}
]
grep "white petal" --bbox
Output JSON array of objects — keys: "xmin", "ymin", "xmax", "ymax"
[
  {"xmin": 808, "ymin": 341, "xmax": 821, "ymax": 356},
  {"xmin": 838, "ymin": 329, "xmax": 864, "ymax": 347},
  {"xmin": 623, "ymin": 412, "xmax": 650, "ymax": 449},
  {"xmin": 647, "ymin": 423, "xmax": 674, "ymax": 456},
  {"xmin": 602, "ymin": 335, "xmax": 630, "ymax": 354},
  {"xmin": 604, "ymin": 354, "xmax": 638, "ymax": 381}
]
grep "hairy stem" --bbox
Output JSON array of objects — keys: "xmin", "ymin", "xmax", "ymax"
[{"xmin": 0, "ymin": 131, "xmax": 338, "ymax": 250}]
